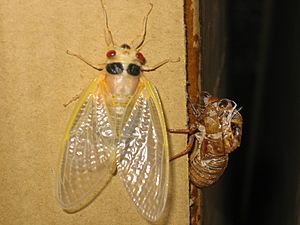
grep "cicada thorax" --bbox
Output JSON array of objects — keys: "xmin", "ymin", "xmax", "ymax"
[{"xmin": 189, "ymin": 95, "xmax": 243, "ymax": 187}]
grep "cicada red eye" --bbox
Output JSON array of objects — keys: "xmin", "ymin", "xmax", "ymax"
[
  {"xmin": 136, "ymin": 52, "xmax": 146, "ymax": 64},
  {"xmin": 106, "ymin": 50, "xmax": 116, "ymax": 58}
]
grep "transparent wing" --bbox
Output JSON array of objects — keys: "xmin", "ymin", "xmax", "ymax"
[
  {"xmin": 57, "ymin": 76, "xmax": 115, "ymax": 212},
  {"xmin": 117, "ymin": 77, "xmax": 169, "ymax": 222}
]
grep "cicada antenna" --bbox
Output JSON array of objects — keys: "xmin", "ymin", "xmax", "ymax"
[
  {"xmin": 133, "ymin": 3, "xmax": 153, "ymax": 50},
  {"xmin": 100, "ymin": 0, "xmax": 114, "ymax": 47}
]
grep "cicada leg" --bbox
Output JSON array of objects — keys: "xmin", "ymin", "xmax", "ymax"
[
  {"xmin": 66, "ymin": 50, "xmax": 105, "ymax": 71},
  {"xmin": 169, "ymin": 134, "xmax": 196, "ymax": 161},
  {"xmin": 168, "ymin": 125, "xmax": 198, "ymax": 134},
  {"xmin": 63, "ymin": 93, "xmax": 80, "ymax": 107},
  {"xmin": 63, "ymin": 49, "xmax": 106, "ymax": 107},
  {"xmin": 168, "ymin": 126, "xmax": 199, "ymax": 161},
  {"xmin": 142, "ymin": 58, "xmax": 180, "ymax": 72},
  {"xmin": 168, "ymin": 128, "xmax": 191, "ymax": 134}
]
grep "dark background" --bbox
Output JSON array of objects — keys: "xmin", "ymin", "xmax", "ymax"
[{"xmin": 200, "ymin": 1, "xmax": 300, "ymax": 225}]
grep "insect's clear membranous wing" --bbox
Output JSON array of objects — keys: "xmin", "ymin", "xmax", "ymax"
[
  {"xmin": 117, "ymin": 77, "xmax": 169, "ymax": 222},
  {"xmin": 57, "ymin": 75, "xmax": 115, "ymax": 212}
]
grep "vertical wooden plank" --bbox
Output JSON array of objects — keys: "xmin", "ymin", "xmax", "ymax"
[
  {"xmin": 186, "ymin": 0, "xmax": 227, "ymax": 224},
  {"xmin": 185, "ymin": 0, "xmax": 201, "ymax": 225}
]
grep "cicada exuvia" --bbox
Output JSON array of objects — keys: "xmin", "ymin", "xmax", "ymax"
[
  {"xmin": 57, "ymin": 1, "xmax": 174, "ymax": 222},
  {"xmin": 169, "ymin": 93, "xmax": 242, "ymax": 187}
]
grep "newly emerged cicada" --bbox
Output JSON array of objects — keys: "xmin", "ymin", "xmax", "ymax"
[
  {"xmin": 57, "ymin": 1, "xmax": 174, "ymax": 222},
  {"xmin": 169, "ymin": 93, "xmax": 242, "ymax": 187}
]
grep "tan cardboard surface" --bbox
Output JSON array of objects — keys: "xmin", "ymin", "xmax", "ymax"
[{"xmin": 0, "ymin": 0, "xmax": 188, "ymax": 224}]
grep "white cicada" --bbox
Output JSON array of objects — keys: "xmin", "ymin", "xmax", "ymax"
[{"xmin": 57, "ymin": 1, "xmax": 171, "ymax": 222}]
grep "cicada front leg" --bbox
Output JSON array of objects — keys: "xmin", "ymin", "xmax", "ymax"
[
  {"xmin": 63, "ymin": 93, "xmax": 80, "ymax": 107},
  {"xmin": 168, "ymin": 126, "xmax": 199, "ymax": 161},
  {"xmin": 142, "ymin": 58, "xmax": 180, "ymax": 72},
  {"xmin": 66, "ymin": 50, "xmax": 106, "ymax": 71},
  {"xmin": 169, "ymin": 135, "xmax": 196, "ymax": 161}
]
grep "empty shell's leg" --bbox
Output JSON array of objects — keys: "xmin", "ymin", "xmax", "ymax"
[
  {"xmin": 170, "ymin": 134, "xmax": 196, "ymax": 161},
  {"xmin": 168, "ymin": 128, "xmax": 190, "ymax": 134},
  {"xmin": 168, "ymin": 126, "xmax": 198, "ymax": 134}
]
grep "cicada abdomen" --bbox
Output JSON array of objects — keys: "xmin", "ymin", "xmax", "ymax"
[
  {"xmin": 169, "ymin": 93, "xmax": 243, "ymax": 187},
  {"xmin": 57, "ymin": 1, "xmax": 175, "ymax": 222}
]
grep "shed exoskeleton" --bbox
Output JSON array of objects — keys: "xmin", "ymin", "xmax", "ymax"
[{"xmin": 169, "ymin": 93, "xmax": 242, "ymax": 187}]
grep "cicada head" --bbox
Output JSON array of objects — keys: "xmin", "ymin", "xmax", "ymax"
[
  {"xmin": 104, "ymin": 44, "xmax": 147, "ymax": 99},
  {"xmin": 216, "ymin": 98, "xmax": 243, "ymax": 153},
  {"xmin": 200, "ymin": 93, "xmax": 243, "ymax": 153},
  {"xmin": 105, "ymin": 44, "xmax": 147, "ymax": 77}
]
